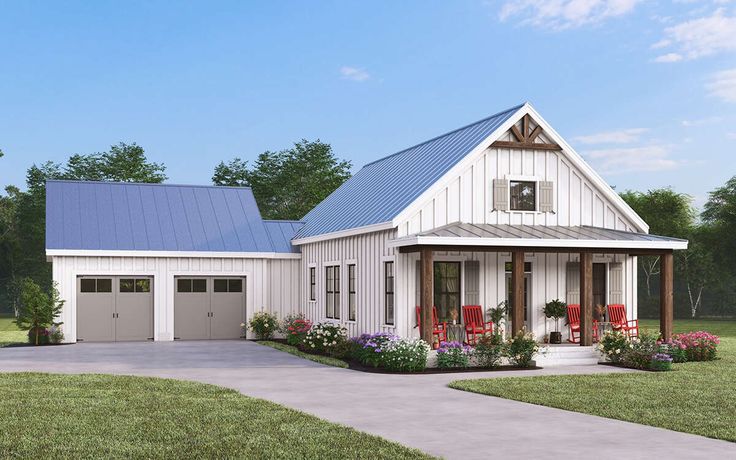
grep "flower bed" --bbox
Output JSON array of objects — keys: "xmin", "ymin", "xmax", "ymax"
[{"xmin": 598, "ymin": 329, "xmax": 720, "ymax": 371}]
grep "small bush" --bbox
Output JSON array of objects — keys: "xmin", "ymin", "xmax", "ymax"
[
  {"xmin": 380, "ymin": 337, "xmax": 430, "ymax": 372},
  {"xmin": 673, "ymin": 331, "xmax": 720, "ymax": 361},
  {"xmin": 598, "ymin": 330, "xmax": 630, "ymax": 363},
  {"xmin": 303, "ymin": 323, "xmax": 348, "ymax": 355},
  {"xmin": 505, "ymin": 329, "xmax": 539, "ymax": 367},
  {"xmin": 280, "ymin": 313, "xmax": 312, "ymax": 346},
  {"xmin": 621, "ymin": 330, "xmax": 659, "ymax": 370},
  {"xmin": 27, "ymin": 328, "xmax": 50, "ymax": 345},
  {"xmin": 350, "ymin": 333, "xmax": 397, "ymax": 367},
  {"xmin": 650, "ymin": 353, "xmax": 673, "ymax": 372},
  {"xmin": 49, "ymin": 325, "xmax": 64, "ymax": 344},
  {"xmin": 657, "ymin": 340, "xmax": 688, "ymax": 363},
  {"xmin": 473, "ymin": 333, "xmax": 505, "ymax": 368},
  {"xmin": 437, "ymin": 341, "xmax": 473, "ymax": 368},
  {"xmin": 248, "ymin": 311, "xmax": 279, "ymax": 340}
]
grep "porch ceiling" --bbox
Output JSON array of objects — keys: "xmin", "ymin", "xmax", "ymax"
[{"xmin": 388, "ymin": 222, "xmax": 688, "ymax": 254}]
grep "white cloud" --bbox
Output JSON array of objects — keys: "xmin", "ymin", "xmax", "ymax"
[
  {"xmin": 498, "ymin": 0, "xmax": 641, "ymax": 30},
  {"xmin": 573, "ymin": 128, "xmax": 648, "ymax": 144},
  {"xmin": 584, "ymin": 145, "xmax": 681, "ymax": 174},
  {"xmin": 707, "ymin": 68, "xmax": 736, "ymax": 102},
  {"xmin": 653, "ymin": 8, "xmax": 736, "ymax": 62},
  {"xmin": 681, "ymin": 116, "xmax": 723, "ymax": 126},
  {"xmin": 339, "ymin": 66, "xmax": 370, "ymax": 82}
]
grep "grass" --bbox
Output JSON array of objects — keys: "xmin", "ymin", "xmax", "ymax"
[
  {"xmin": 0, "ymin": 372, "xmax": 433, "ymax": 459},
  {"xmin": 257, "ymin": 340, "xmax": 349, "ymax": 368},
  {"xmin": 0, "ymin": 314, "xmax": 25, "ymax": 347},
  {"xmin": 450, "ymin": 319, "xmax": 736, "ymax": 442}
]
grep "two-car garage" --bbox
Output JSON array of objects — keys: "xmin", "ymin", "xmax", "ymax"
[{"xmin": 76, "ymin": 275, "xmax": 246, "ymax": 342}]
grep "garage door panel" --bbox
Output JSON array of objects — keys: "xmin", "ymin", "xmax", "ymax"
[
  {"xmin": 116, "ymin": 278, "xmax": 153, "ymax": 341},
  {"xmin": 210, "ymin": 292, "xmax": 245, "ymax": 339},
  {"xmin": 174, "ymin": 292, "xmax": 210, "ymax": 340},
  {"xmin": 77, "ymin": 277, "xmax": 115, "ymax": 342}
]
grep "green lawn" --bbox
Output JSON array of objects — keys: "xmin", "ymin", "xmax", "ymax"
[
  {"xmin": 0, "ymin": 373, "xmax": 433, "ymax": 459},
  {"xmin": 450, "ymin": 319, "xmax": 736, "ymax": 442},
  {"xmin": 257, "ymin": 340, "xmax": 349, "ymax": 368},
  {"xmin": 0, "ymin": 314, "xmax": 25, "ymax": 347}
]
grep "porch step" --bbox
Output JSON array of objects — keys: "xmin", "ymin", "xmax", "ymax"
[{"xmin": 534, "ymin": 345, "xmax": 601, "ymax": 367}]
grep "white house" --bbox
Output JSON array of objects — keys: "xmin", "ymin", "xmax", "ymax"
[{"xmin": 46, "ymin": 102, "xmax": 687, "ymax": 345}]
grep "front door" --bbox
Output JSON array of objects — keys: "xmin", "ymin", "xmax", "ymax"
[{"xmin": 434, "ymin": 262, "xmax": 461, "ymax": 324}]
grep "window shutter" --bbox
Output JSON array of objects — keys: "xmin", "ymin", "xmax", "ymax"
[
  {"xmin": 464, "ymin": 260, "xmax": 480, "ymax": 305},
  {"xmin": 609, "ymin": 263, "xmax": 623, "ymax": 304},
  {"xmin": 566, "ymin": 262, "xmax": 580, "ymax": 305},
  {"xmin": 493, "ymin": 179, "xmax": 508, "ymax": 211},
  {"xmin": 539, "ymin": 181, "xmax": 554, "ymax": 212}
]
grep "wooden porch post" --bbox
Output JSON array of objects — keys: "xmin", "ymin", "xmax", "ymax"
[
  {"xmin": 579, "ymin": 252, "xmax": 593, "ymax": 346},
  {"xmin": 420, "ymin": 247, "xmax": 434, "ymax": 344},
  {"xmin": 660, "ymin": 251, "xmax": 674, "ymax": 341},
  {"xmin": 511, "ymin": 250, "xmax": 525, "ymax": 336}
]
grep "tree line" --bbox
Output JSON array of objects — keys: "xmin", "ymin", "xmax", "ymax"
[{"xmin": 0, "ymin": 142, "xmax": 734, "ymax": 319}]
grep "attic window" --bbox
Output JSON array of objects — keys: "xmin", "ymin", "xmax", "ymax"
[{"xmin": 510, "ymin": 181, "xmax": 536, "ymax": 211}]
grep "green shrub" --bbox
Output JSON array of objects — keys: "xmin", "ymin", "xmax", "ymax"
[
  {"xmin": 436, "ymin": 341, "xmax": 472, "ymax": 368},
  {"xmin": 380, "ymin": 337, "xmax": 430, "ymax": 372},
  {"xmin": 473, "ymin": 332, "xmax": 504, "ymax": 368},
  {"xmin": 621, "ymin": 330, "xmax": 659, "ymax": 370},
  {"xmin": 303, "ymin": 323, "xmax": 348, "ymax": 355},
  {"xmin": 505, "ymin": 329, "xmax": 539, "ymax": 367},
  {"xmin": 598, "ymin": 330, "xmax": 630, "ymax": 363},
  {"xmin": 280, "ymin": 313, "xmax": 312, "ymax": 346},
  {"xmin": 15, "ymin": 279, "xmax": 64, "ymax": 346},
  {"xmin": 248, "ymin": 311, "xmax": 279, "ymax": 340}
]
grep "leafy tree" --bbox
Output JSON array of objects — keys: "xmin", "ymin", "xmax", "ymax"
[
  {"xmin": 620, "ymin": 189, "xmax": 695, "ymax": 297},
  {"xmin": 213, "ymin": 140, "xmax": 351, "ymax": 220},
  {"xmin": 679, "ymin": 226, "xmax": 716, "ymax": 318},
  {"xmin": 702, "ymin": 176, "xmax": 736, "ymax": 268},
  {"xmin": 14, "ymin": 278, "xmax": 64, "ymax": 345}
]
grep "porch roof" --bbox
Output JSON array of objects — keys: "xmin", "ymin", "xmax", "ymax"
[{"xmin": 388, "ymin": 223, "xmax": 688, "ymax": 253}]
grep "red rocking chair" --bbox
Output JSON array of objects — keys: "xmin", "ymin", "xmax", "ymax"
[
  {"xmin": 607, "ymin": 304, "xmax": 639, "ymax": 338},
  {"xmin": 415, "ymin": 306, "xmax": 447, "ymax": 348},
  {"xmin": 566, "ymin": 304, "xmax": 599, "ymax": 343},
  {"xmin": 462, "ymin": 305, "xmax": 494, "ymax": 346}
]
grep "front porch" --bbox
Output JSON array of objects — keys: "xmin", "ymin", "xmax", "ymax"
[{"xmin": 390, "ymin": 223, "xmax": 688, "ymax": 346}]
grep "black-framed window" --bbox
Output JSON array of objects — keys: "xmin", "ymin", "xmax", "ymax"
[
  {"xmin": 309, "ymin": 267, "xmax": 316, "ymax": 301},
  {"xmin": 510, "ymin": 181, "xmax": 536, "ymax": 211},
  {"xmin": 80, "ymin": 278, "xmax": 112, "ymax": 293},
  {"xmin": 326, "ymin": 265, "xmax": 340, "ymax": 319},
  {"xmin": 177, "ymin": 278, "xmax": 207, "ymax": 293},
  {"xmin": 434, "ymin": 262, "xmax": 460, "ymax": 324},
  {"xmin": 214, "ymin": 278, "xmax": 243, "ymax": 293},
  {"xmin": 384, "ymin": 261, "xmax": 394, "ymax": 325},
  {"xmin": 120, "ymin": 278, "xmax": 151, "ymax": 293},
  {"xmin": 348, "ymin": 264, "xmax": 356, "ymax": 321}
]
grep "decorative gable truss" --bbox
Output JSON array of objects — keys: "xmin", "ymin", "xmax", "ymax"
[{"xmin": 491, "ymin": 114, "xmax": 561, "ymax": 151}]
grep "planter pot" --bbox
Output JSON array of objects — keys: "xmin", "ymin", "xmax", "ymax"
[{"xmin": 549, "ymin": 331, "xmax": 562, "ymax": 344}]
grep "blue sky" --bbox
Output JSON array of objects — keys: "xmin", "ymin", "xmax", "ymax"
[{"xmin": 1, "ymin": 1, "xmax": 734, "ymax": 209}]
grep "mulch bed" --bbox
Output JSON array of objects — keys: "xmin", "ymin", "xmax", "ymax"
[
  {"xmin": 597, "ymin": 362, "xmax": 665, "ymax": 372},
  {"xmin": 346, "ymin": 360, "xmax": 542, "ymax": 374}
]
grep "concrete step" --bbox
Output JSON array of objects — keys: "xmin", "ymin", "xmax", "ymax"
[{"xmin": 534, "ymin": 345, "xmax": 601, "ymax": 366}]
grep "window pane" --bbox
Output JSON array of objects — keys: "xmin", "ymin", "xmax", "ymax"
[
  {"xmin": 349, "ymin": 293, "xmax": 356, "ymax": 321},
  {"xmin": 135, "ymin": 279, "xmax": 150, "ymax": 293},
  {"xmin": 80, "ymin": 279, "xmax": 96, "ymax": 293},
  {"xmin": 229, "ymin": 279, "xmax": 243, "ymax": 292},
  {"xmin": 97, "ymin": 278, "xmax": 112, "ymax": 293},
  {"xmin": 327, "ymin": 294, "xmax": 334, "ymax": 318},
  {"xmin": 334, "ymin": 292, "xmax": 340, "ymax": 319},
  {"xmin": 334, "ymin": 267, "xmax": 340, "ymax": 293},
  {"xmin": 120, "ymin": 279, "xmax": 135, "ymax": 293},
  {"xmin": 214, "ymin": 279, "xmax": 228, "ymax": 292},
  {"xmin": 193, "ymin": 279, "xmax": 207, "ymax": 293},
  {"xmin": 510, "ymin": 181, "xmax": 536, "ymax": 211},
  {"xmin": 177, "ymin": 279, "xmax": 192, "ymax": 293}
]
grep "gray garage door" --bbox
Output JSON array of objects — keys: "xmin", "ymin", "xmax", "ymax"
[
  {"xmin": 174, "ymin": 277, "xmax": 245, "ymax": 340},
  {"xmin": 77, "ymin": 276, "xmax": 154, "ymax": 342}
]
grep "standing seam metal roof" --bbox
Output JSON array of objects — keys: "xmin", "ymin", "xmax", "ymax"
[
  {"xmin": 46, "ymin": 180, "xmax": 303, "ymax": 253},
  {"xmin": 294, "ymin": 103, "xmax": 524, "ymax": 239}
]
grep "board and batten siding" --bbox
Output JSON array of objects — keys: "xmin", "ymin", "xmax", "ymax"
[
  {"xmin": 397, "ymin": 126, "xmax": 640, "ymax": 236},
  {"xmin": 51, "ymin": 255, "xmax": 300, "ymax": 343},
  {"xmin": 299, "ymin": 229, "xmax": 402, "ymax": 338}
]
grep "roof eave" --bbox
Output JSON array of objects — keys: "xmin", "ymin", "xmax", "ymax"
[{"xmin": 387, "ymin": 236, "xmax": 688, "ymax": 251}]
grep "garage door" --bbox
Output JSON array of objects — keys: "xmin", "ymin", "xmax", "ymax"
[
  {"xmin": 77, "ymin": 277, "xmax": 153, "ymax": 342},
  {"xmin": 174, "ymin": 277, "xmax": 245, "ymax": 340}
]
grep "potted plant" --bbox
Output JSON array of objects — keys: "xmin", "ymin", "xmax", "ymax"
[{"xmin": 543, "ymin": 299, "xmax": 567, "ymax": 344}]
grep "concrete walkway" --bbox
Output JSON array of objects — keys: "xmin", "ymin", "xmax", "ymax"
[{"xmin": 0, "ymin": 341, "xmax": 732, "ymax": 459}]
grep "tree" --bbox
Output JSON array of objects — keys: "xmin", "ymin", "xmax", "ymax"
[
  {"xmin": 702, "ymin": 176, "xmax": 736, "ymax": 268},
  {"xmin": 213, "ymin": 140, "xmax": 351, "ymax": 220},
  {"xmin": 14, "ymin": 279, "xmax": 64, "ymax": 345},
  {"xmin": 620, "ymin": 189, "xmax": 695, "ymax": 297},
  {"xmin": 680, "ymin": 227, "xmax": 716, "ymax": 318}
]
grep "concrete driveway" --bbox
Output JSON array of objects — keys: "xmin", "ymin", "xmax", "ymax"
[{"xmin": 0, "ymin": 340, "xmax": 732, "ymax": 459}]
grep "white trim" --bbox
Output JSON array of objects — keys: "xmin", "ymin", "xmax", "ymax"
[
  {"xmin": 46, "ymin": 249, "xmax": 301, "ymax": 260},
  {"xmin": 345, "ymin": 258, "xmax": 358, "ymax": 323},
  {"xmin": 387, "ymin": 235, "xmax": 688, "ymax": 251},
  {"xmin": 292, "ymin": 222, "xmax": 394, "ymax": 245},
  {"xmin": 381, "ymin": 255, "xmax": 396, "ymax": 327}
]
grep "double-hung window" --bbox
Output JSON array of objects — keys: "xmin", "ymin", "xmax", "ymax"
[
  {"xmin": 325, "ymin": 265, "xmax": 340, "ymax": 319},
  {"xmin": 348, "ymin": 264, "xmax": 356, "ymax": 321},
  {"xmin": 309, "ymin": 267, "xmax": 316, "ymax": 301},
  {"xmin": 384, "ymin": 261, "xmax": 394, "ymax": 325}
]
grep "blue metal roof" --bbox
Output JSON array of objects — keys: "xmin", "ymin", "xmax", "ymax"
[
  {"xmin": 264, "ymin": 220, "xmax": 304, "ymax": 253},
  {"xmin": 295, "ymin": 103, "xmax": 523, "ymax": 239},
  {"xmin": 46, "ymin": 180, "xmax": 300, "ymax": 253}
]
